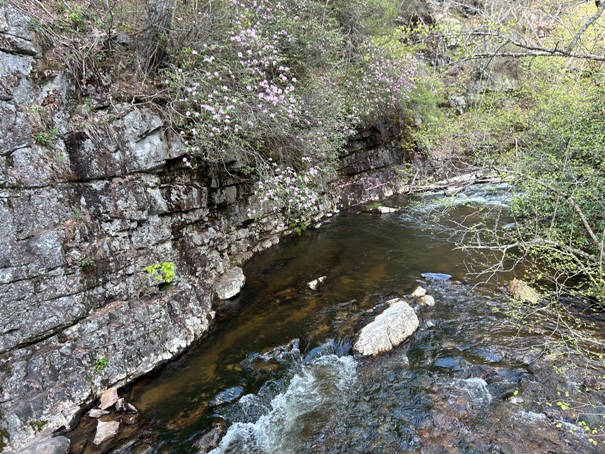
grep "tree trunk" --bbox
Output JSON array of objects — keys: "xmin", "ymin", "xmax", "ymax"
[{"xmin": 140, "ymin": 1, "xmax": 174, "ymax": 73}]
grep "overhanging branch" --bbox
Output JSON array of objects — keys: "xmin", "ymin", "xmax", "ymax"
[{"xmin": 567, "ymin": 2, "xmax": 605, "ymax": 52}]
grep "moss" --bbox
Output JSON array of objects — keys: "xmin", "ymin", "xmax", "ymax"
[
  {"xmin": 29, "ymin": 420, "xmax": 47, "ymax": 432},
  {"xmin": 365, "ymin": 201, "xmax": 382, "ymax": 210},
  {"xmin": 0, "ymin": 427, "xmax": 10, "ymax": 451}
]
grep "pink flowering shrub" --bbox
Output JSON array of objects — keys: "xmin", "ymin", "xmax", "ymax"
[
  {"xmin": 165, "ymin": 0, "xmax": 418, "ymax": 229},
  {"xmin": 247, "ymin": 159, "xmax": 323, "ymax": 233},
  {"xmin": 346, "ymin": 43, "xmax": 418, "ymax": 122},
  {"xmin": 166, "ymin": 0, "xmax": 350, "ymax": 167}
]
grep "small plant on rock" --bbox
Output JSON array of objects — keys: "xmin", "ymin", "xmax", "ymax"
[
  {"xmin": 29, "ymin": 420, "xmax": 47, "ymax": 432},
  {"xmin": 76, "ymin": 256, "xmax": 94, "ymax": 268},
  {"xmin": 145, "ymin": 261, "xmax": 176, "ymax": 285},
  {"xmin": 93, "ymin": 355, "xmax": 109, "ymax": 373},
  {"xmin": 34, "ymin": 128, "xmax": 59, "ymax": 147}
]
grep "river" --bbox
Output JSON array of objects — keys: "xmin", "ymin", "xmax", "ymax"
[{"xmin": 68, "ymin": 184, "xmax": 603, "ymax": 453}]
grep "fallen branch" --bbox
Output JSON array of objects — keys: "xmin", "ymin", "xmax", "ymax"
[{"xmin": 401, "ymin": 171, "xmax": 506, "ymax": 194}]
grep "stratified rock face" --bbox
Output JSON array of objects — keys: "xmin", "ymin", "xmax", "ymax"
[
  {"xmin": 0, "ymin": 4, "xmax": 408, "ymax": 451},
  {"xmin": 353, "ymin": 299, "xmax": 419, "ymax": 356}
]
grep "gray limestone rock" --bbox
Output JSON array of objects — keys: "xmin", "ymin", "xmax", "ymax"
[
  {"xmin": 214, "ymin": 267, "xmax": 246, "ymax": 300},
  {"xmin": 9, "ymin": 436, "xmax": 70, "ymax": 454},
  {"xmin": 353, "ymin": 299, "xmax": 419, "ymax": 357}
]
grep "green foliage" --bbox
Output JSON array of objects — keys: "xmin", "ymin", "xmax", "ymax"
[
  {"xmin": 69, "ymin": 207, "xmax": 84, "ymax": 220},
  {"xmin": 538, "ymin": 385, "xmax": 605, "ymax": 446},
  {"xmin": 28, "ymin": 18, "xmax": 42, "ymax": 32},
  {"xmin": 428, "ymin": 51, "xmax": 605, "ymax": 304},
  {"xmin": 403, "ymin": 70, "xmax": 444, "ymax": 127},
  {"xmin": 34, "ymin": 128, "xmax": 59, "ymax": 147},
  {"xmin": 162, "ymin": 0, "xmax": 419, "ymax": 231},
  {"xmin": 66, "ymin": 5, "xmax": 86, "ymax": 31},
  {"xmin": 0, "ymin": 427, "xmax": 8, "ymax": 451},
  {"xmin": 93, "ymin": 355, "xmax": 109, "ymax": 373},
  {"xmin": 506, "ymin": 64, "xmax": 605, "ymax": 302},
  {"xmin": 145, "ymin": 262, "xmax": 176, "ymax": 285},
  {"xmin": 76, "ymin": 256, "xmax": 94, "ymax": 268},
  {"xmin": 166, "ymin": 0, "xmax": 418, "ymax": 161},
  {"xmin": 29, "ymin": 420, "xmax": 47, "ymax": 432}
]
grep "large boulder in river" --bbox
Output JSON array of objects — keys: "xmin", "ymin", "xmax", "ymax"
[{"xmin": 353, "ymin": 299, "xmax": 419, "ymax": 357}]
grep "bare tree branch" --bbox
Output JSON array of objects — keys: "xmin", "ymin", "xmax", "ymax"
[{"xmin": 567, "ymin": 2, "xmax": 605, "ymax": 52}]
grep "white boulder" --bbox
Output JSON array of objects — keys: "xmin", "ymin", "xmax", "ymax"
[
  {"xmin": 353, "ymin": 299, "xmax": 419, "ymax": 357},
  {"xmin": 214, "ymin": 267, "xmax": 246, "ymax": 299}
]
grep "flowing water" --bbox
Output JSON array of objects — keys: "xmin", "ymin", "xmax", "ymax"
[{"xmin": 69, "ymin": 185, "xmax": 604, "ymax": 454}]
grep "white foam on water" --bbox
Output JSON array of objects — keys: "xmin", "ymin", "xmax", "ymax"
[
  {"xmin": 209, "ymin": 354, "xmax": 358, "ymax": 454},
  {"xmin": 410, "ymin": 183, "xmax": 513, "ymax": 213},
  {"xmin": 454, "ymin": 377, "xmax": 493, "ymax": 407}
]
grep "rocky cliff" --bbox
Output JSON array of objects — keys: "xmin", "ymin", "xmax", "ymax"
[{"xmin": 0, "ymin": 3, "xmax": 409, "ymax": 451}]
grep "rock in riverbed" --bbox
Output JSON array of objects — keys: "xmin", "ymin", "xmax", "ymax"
[
  {"xmin": 307, "ymin": 276, "xmax": 327, "ymax": 291},
  {"xmin": 99, "ymin": 388, "xmax": 119, "ymax": 410},
  {"xmin": 93, "ymin": 420, "xmax": 120, "ymax": 446},
  {"xmin": 507, "ymin": 278, "xmax": 540, "ymax": 304},
  {"xmin": 353, "ymin": 298, "xmax": 419, "ymax": 356},
  {"xmin": 411, "ymin": 286, "xmax": 435, "ymax": 306}
]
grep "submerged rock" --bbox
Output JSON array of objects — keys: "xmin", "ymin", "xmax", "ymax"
[
  {"xmin": 353, "ymin": 299, "xmax": 419, "ymax": 357},
  {"xmin": 507, "ymin": 279, "xmax": 540, "ymax": 304},
  {"xmin": 194, "ymin": 420, "xmax": 227, "ymax": 453},
  {"xmin": 209, "ymin": 387, "xmax": 245, "ymax": 407}
]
